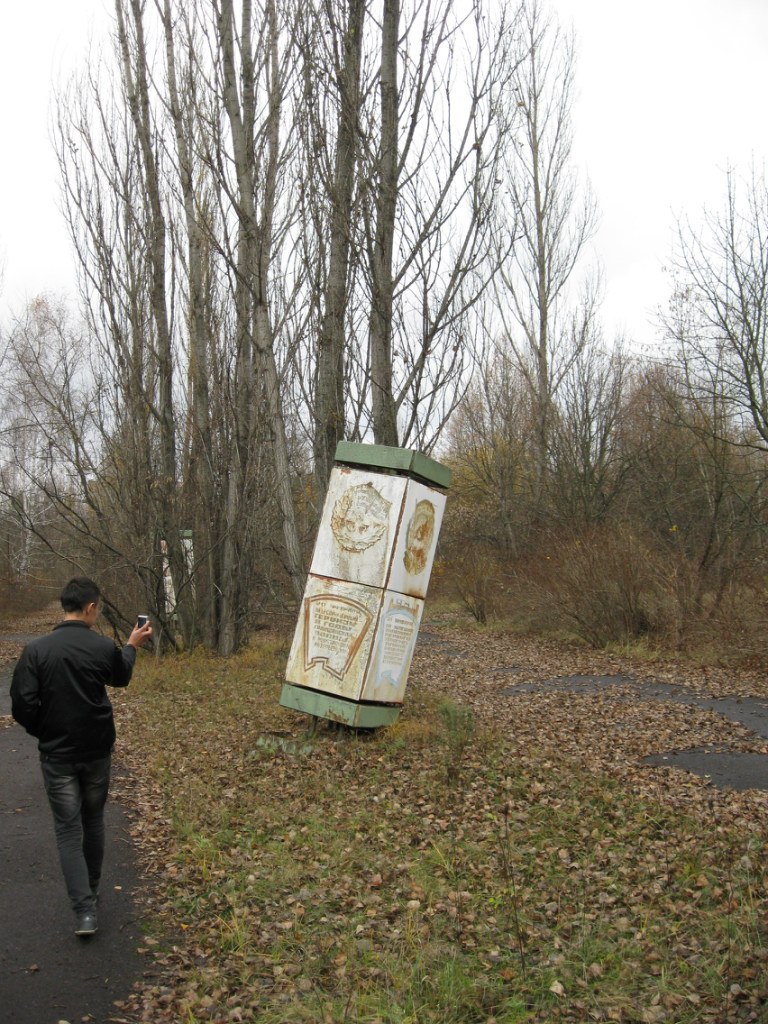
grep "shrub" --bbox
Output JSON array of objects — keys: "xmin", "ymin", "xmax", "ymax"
[
  {"xmin": 518, "ymin": 524, "xmax": 668, "ymax": 647},
  {"xmin": 448, "ymin": 546, "xmax": 504, "ymax": 624},
  {"xmin": 438, "ymin": 700, "xmax": 475, "ymax": 786}
]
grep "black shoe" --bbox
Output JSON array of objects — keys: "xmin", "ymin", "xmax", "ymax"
[{"xmin": 75, "ymin": 912, "xmax": 98, "ymax": 937}]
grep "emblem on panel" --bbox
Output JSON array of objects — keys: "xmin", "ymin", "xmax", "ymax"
[
  {"xmin": 403, "ymin": 499, "xmax": 436, "ymax": 576},
  {"xmin": 303, "ymin": 594, "xmax": 373, "ymax": 680},
  {"xmin": 331, "ymin": 483, "xmax": 391, "ymax": 554}
]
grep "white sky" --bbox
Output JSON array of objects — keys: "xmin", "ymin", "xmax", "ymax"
[
  {"xmin": 0, "ymin": 0, "xmax": 111, "ymax": 313},
  {"xmin": 1, "ymin": 0, "xmax": 767, "ymax": 349},
  {"xmin": 550, "ymin": 0, "xmax": 768, "ymax": 350}
]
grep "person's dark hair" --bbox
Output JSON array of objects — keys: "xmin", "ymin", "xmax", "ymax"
[{"xmin": 60, "ymin": 577, "xmax": 101, "ymax": 613}]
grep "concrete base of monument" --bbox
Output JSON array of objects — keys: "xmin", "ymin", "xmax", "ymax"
[{"xmin": 279, "ymin": 682, "xmax": 402, "ymax": 729}]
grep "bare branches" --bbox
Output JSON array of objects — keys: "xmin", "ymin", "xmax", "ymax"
[
  {"xmin": 664, "ymin": 165, "xmax": 768, "ymax": 450},
  {"xmin": 491, "ymin": 0, "xmax": 598, "ymax": 505}
]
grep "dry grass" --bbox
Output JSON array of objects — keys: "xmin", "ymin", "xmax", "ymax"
[{"xmin": 109, "ymin": 623, "xmax": 768, "ymax": 1024}]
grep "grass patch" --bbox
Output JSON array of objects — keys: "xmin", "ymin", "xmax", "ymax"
[{"xmin": 113, "ymin": 635, "xmax": 768, "ymax": 1024}]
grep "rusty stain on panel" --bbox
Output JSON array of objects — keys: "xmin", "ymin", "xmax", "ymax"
[
  {"xmin": 387, "ymin": 480, "xmax": 447, "ymax": 599},
  {"xmin": 361, "ymin": 593, "xmax": 424, "ymax": 704},
  {"xmin": 286, "ymin": 576, "xmax": 381, "ymax": 702},
  {"xmin": 310, "ymin": 468, "xmax": 408, "ymax": 590},
  {"xmin": 302, "ymin": 593, "xmax": 373, "ymax": 680}
]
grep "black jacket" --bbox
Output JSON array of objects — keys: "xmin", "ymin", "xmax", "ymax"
[{"xmin": 10, "ymin": 620, "xmax": 137, "ymax": 762}]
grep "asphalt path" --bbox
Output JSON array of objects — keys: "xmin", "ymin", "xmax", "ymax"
[
  {"xmin": 0, "ymin": 656, "xmax": 147, "ymax": 1024},
  {"xmin": 500, "ymin": 672, "xmax": 768, "ymax": 790}
]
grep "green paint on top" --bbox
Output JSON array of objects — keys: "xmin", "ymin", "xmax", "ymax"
[{"xmin": 334, "ymin": 441, "xmax": 451, "ymax": 489}]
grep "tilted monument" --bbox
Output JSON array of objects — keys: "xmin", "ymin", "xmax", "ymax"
[{"xmin": 280, "ymin": 441, "xmax": 451, "ymax": 727}]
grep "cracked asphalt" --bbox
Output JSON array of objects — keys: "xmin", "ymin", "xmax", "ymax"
[{"xmin": 500, "ymin": 672, "xmax": 768, "ymax": 791}]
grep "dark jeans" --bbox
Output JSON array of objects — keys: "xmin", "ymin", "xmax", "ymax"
[{"xmin": 40, "ymin": 754, "xmax": 111, "ymax": 916}]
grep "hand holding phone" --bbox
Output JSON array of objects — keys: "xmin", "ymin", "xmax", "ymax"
[{"xmin": 129, "ymin": 614, "xmax": 153, "ymax": 650}]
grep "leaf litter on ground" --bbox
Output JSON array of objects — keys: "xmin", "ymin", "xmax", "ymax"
[
  {"xmin": 4, "ymin": 609, "xmax": 767, "ymax": 1022},
  {"xmin": 111, "ymin": 621, "xmax": 768, "ymax": 1022}
]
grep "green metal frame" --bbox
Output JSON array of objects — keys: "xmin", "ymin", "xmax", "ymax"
[
  {"xmin": 334, "ymin": 441, "xmax": 452, "ymax": 490},
  {"xmin": 280, "ymin": 683, "xmax": 402, "ymax": 729}
]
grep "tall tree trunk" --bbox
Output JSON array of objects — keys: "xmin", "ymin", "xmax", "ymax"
[
  {"xmin": 162, "ymin": 0, "xmax": 217, "ymax": 648},
  {"xmin": 217, "ymin": 0, "xmax": 255, "ymax": 654},
  {"xmin": 493, "ymin": 1, "xmax": 597, "ymax": 519},
  {"xmin": 258, "ymin": 0, "xmax": 306, "ymax": 602},
  {"xmin": 313, "ymin": 0, "xmax": 365, "ymax": 491},
  {"xmin": 117, "ymin": 0, "xmax": 194, "ymax": 643},
  {"xmin": 217, "ymin": 0, "xmax": 304, "ymax": 653},
  {"xmin": 369, "ymin": 0, "xmax": 400, "ymax": 447}
]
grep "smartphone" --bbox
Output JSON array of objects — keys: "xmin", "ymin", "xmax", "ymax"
[{"xmin": 137, "ymin": 614, "xmax": 149, "ymax": 628}]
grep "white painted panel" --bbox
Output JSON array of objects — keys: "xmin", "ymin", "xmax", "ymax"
[
  {"xmin": 285, "ymin": 575, "xmax": 383, "ymax": 701},
  {"xmin": 386, "ymin": 481, "xmax": 447, "ymax": 599},
  {"xmin": 310, "ymin": 467, "xmax": 408, "ymax": 589},
  {"xmin": 360, "ymin": 592, "xmax": 424, "ymax": 705}
]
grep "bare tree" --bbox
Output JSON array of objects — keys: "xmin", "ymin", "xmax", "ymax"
[
  {"xmin": 52, "ymin": 3, "xmax": 200, "ymax": 644},
  {"xmin": 664, "ymin": 165, "xmax": 768, "ymax": 451},
  {"xmin": 36, "ymin": 0, "xmax": 530, "ymax": 650},
  {"xmin": 366, "ymin": 0, "xmax": 400, "ymax": 445},
  {"xmin": 298, "ymin": 0, "xmax": 366, "ymax": 491},
  {"xmin": 492, "ymin": 0, "xmax": 598, "ymax": 501},
  {"xmin": 549, "ymin": 340, "xmax": 629, "ymax": 526},
  {"xmin": 0, "ymin": 298, "xmax": 159, "ymax": 635},
  {"xmin": 364, "ymin": 0, "xmax": 520, "ymax": 449},
  {"xmin": 51, "ymin": 0, "xmax": 312, "ymax": 652},
  {"xmin": 293, "ymin": 0, "xmax": 521, "ymax": 483},
  {"xmin": 445, "ymin": 351, "xmax": 535, "ymax": 554},
  {"xmin": 618, "ymin": 362, "xmax": 768, "ymax": 631},
  {"xmin": 114, "ymin": 0, "xmax": 197, "ymax": 637},
  {"xmin": 160, "ymin": 0, "xmax": 218, "ymax": 648},
  {"xmin": 213, "ymin": 0, "xmax": 306, "ymax": 648}
]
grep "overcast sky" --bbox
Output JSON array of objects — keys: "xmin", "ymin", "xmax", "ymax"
[{"xmin": 1, "ymin": 0, "xmax": 766, "ymax": 349}]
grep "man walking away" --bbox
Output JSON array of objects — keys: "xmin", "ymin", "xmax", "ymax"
[{"xmin": 10, "ymin": 577, "xmax": 152, "ymax": 937}]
